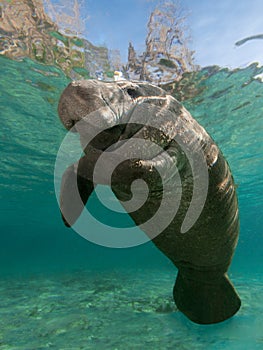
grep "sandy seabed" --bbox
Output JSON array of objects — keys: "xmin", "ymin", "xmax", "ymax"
[{"xmin": 0, "ymin": 269, "xmax": 262, "ymax": 350}]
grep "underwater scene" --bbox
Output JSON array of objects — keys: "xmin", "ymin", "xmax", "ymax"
[{"xmin": 1, "ymin": 0, "xmax": 263, "ymax": 349}]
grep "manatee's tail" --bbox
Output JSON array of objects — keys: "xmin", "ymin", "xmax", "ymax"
[{"xmin": 173, "ymin": 269, "xmax": 241, "ymax": 324}]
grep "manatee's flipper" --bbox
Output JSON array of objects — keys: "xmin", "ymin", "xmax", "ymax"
[
  {"xmin": 60, "ymin": 163, "xmax": 94, "ymax": 227},
  {"xmin": 173, "ymin": 269, "xmax": 241, "ymax": 324}
]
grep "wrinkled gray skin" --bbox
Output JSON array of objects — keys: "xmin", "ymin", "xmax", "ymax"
[{"xmin": 58, "ymin": 79, "xmax": 241, "ymax": 324}]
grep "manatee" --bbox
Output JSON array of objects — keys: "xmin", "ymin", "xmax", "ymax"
[{"xmin": 57, "ymin": 79, "xmax": 241, "ymax": 324}]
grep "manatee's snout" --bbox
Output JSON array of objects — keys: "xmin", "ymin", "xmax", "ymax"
[
  {"xmin": 58, "ymin": 80, "xmax": 106, "ymax": 131},
  {"xmin": 57, "ymin": 79, "xmax": 167, "ymax": 151},
  {"xmin": 58, "ymin": 79, "xmax": 167, "ymax": 132},
  {"xmin": 58, "ymin": 79, "xmax": 136, "ymax": 151}
]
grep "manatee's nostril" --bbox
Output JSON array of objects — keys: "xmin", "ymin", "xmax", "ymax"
[{"xmin": 71, "ymin": 80, "xmax": 82, "ymax": 87}]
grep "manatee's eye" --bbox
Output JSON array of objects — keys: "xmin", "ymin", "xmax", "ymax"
[{"xmin": 126, "ymin": 88, "xmax": 141, "ymax": 99}]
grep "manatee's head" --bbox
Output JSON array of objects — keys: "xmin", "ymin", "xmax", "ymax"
[{"xmin": 58, "ymin": 79, "xmax": 166, "ymax": 150}]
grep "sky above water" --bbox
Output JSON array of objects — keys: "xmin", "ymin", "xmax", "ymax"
[{"xmin": 50, "ymin": 0, "xmax": 263, "ymax": 68}]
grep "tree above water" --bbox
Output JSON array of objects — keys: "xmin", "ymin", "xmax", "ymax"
[{"xmin": 128, "ymin": 0, "xmax": 196, "ymax": 84}]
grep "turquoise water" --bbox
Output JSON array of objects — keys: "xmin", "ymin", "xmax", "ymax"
[{"xmin": 1, "ymin": 56, "xmax": 263, "ymax": 348}]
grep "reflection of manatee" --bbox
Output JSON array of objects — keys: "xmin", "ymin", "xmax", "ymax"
[{"xmin": 58, "ymin": 80, "xmax": 241, "ymax": 324}]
